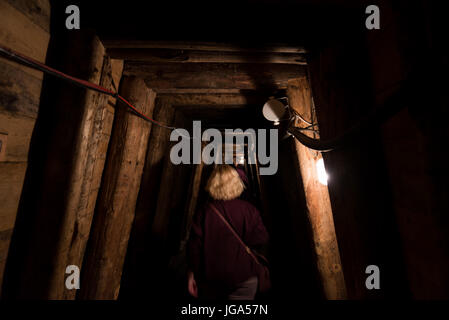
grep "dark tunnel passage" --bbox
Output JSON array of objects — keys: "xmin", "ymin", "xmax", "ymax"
[
  {"xmin": 2, "ymin": 0, "xmax": 449, "ymax": 303},
  {"xmin": 118, "ymin": 104, "xmax": 323, "ymax": 301}
]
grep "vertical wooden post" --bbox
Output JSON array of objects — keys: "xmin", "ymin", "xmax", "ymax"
[
  {"xmin": 132, "ymin": 97, "xmax": 175, "ymax": 240},
  {"xmin": 1, "ymin": 31, "xmax": 117, "ymax": 299},
  {"xmin": 118, "ymin": 97, "xmax": 175, "ymax": 296},
  {"xmin": 149, "ymin": 111, "xmax": 193, "ymax": 244},
  {"xmin": 287, "ymin": 77, "xmax": 347, "ymax": 299},
  {"xmin": 59, "ymin": 58, "xmax": 124, "ymax": 300},
  {"xmin": 151, "ymin": 149, "xmax": 179, "ymax": 240},
  {"xmin": 182, "ymin": 162, "xmax": 204, "ymax": 243},
  {"xmin": 79, "ymin": 77, "xmax": 156, "ymax": 299}
]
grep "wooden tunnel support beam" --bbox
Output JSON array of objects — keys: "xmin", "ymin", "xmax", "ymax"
[
  {"xmin": 132, "ymin": 97, "xmax": 175, "ymax": 246},
  {"xmin": 78, "ymin": 77, "xmax": 155, "ymax": 299},
  {"xmin": 287, "ymin": 77, "xmax": 347, "ymax": 300},
  {"xmin": 162, "ymin": 93, "xmax": 267, "ymax": 107},
  {"xmin": 182, "ymin": 159, "xmax": 204, "ymax": 244},
  {"xmin": 1, "ymin": 31, "xmax": 118, "ymax": 299},
  {"xmin": 150, "ymin": 112, "xmax": 187, "ymax": 241},
  {"xmin": 124, "ymin": 62, "xmax": 306, "ymax": 90},
  {"xmin": 118, "ymin": 98, "xmax": 175, "ymax": 296},
  {"xmin": 106, "ymin": 48, "xmax": 307, "ymax": 65},
  {"xmin": 59, "ymin": 58, "xmax": 124, "ymax": 300},
  {"xmin": 102, "ymin": 40, "xmax": 307, "ymax": 54}
]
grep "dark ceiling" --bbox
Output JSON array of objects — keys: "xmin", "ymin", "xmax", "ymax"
[
  {"xmin": 51, "ymin": 0, "xmax": 370, "ymax": 49},
  {"xmin": 47, "ymin": 0, "xmax": 375, "ymax": 130}
]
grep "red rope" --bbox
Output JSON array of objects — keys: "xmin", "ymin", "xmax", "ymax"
[{"xmin": 0, "ymin": 44, "xmax": 174, "ymax": 129}]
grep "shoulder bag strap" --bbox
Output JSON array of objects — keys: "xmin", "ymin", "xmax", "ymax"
[{"xmin": 210, "ymin": 204, "xmax": 260, "ymax": 265}]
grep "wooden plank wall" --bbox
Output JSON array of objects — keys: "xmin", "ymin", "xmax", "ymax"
[
  {"xmin": 0, "ymin": 0, "xmax": 50, "ymax": 293},
  {"xmin": 306, "ymin": 1, "xmax": 423, "ymax": 299},
  {"xmin": 364, "ymin": 0, "xmax": 449, "ymax": 298},
  {"xmin": 308, "ymin": 40, "xmax": 409, "ymax": 299}
]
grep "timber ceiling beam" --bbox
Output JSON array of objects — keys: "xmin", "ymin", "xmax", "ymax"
[
  {"xmin": 123, "ymin": 62, "xmax": 307, "ymax": 90},
  {"xmin": 102, "ymin": 40, "xmax": 307, "ymax": 54},
  {"xmin": 152, "ymin": 89, "xmax": 245, "ymax": 94},
  {"xmin": 160, "ymin": 93, "xmax": 268, "ymax": 107},
  {"xmin": 106, "ymin": 48, "xmax": 306, "ymax": 65}
]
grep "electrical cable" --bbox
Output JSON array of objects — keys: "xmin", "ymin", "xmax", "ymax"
[
  {"xmin": 276, "ymin": 97, "xmax": 314, "ymax": 126},
  {"xmin": 0, "ymin": 44, "xmax": 176, "ymax": 130},
  {"xmin": 289, "ymin": 107, "xmax": 314, "ymax": 126},
  {"xmin": 287, "ymin": 86, "xmax": 408, "ymax": 152}
]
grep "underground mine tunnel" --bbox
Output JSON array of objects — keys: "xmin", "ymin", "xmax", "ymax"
[{"xmin": 0, "ymin": 0, "xmax": 449, "ymax": 302}]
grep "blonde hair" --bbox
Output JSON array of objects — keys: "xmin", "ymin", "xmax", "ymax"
[{"xmin": 205, "ymin": 165, "xmax": 245, "ymax": 200}]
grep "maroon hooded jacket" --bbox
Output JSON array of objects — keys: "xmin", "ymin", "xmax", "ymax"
[{"xmin": 187, "ymin": 198, "xmax": 269, "ymax": 291}]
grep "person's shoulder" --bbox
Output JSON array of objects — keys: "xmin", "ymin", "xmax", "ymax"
[{"xmin": 231, "ymin": 198, "xmax": 258, "ymax": 212}]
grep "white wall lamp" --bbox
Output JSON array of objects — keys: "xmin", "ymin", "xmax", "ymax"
[{"xmin": 262, "ymin": 97, "xmax": 286, "ymax": 125}]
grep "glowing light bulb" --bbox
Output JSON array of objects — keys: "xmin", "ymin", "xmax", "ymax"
[{"xmin": 316, "ymin": 158, "xmax": 329, "ymax": 185}]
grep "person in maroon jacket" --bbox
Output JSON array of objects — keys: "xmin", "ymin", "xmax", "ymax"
[{"xmin": 187, "ymin": 164, "xmax": 269, "ymax": 300}]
